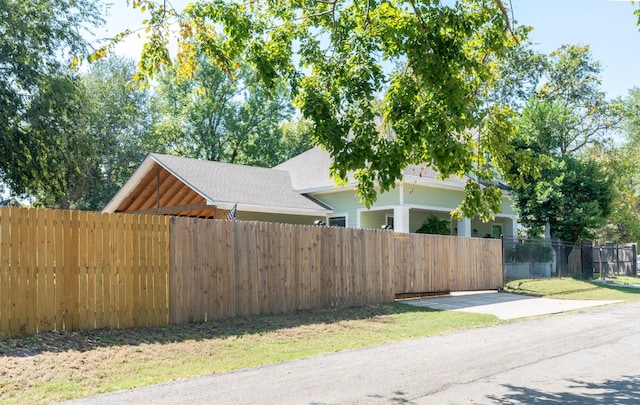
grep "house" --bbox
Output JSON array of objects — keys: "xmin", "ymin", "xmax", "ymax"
[{"xmin": 103, "ymin": 148, "xmax": 518, "ymax": 238}]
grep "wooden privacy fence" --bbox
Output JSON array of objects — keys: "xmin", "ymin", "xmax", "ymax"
[
  {"xmin": 0, "ymin": 207, "xmax": 169, "ymax": 337},
  {"xmin": 0, "ymin": 208, "xmax": 503, "ymax": 337},
  {"xmin": 592, "ymin": 243, "xmax": 638, "ymax": 276},
  {"xmin": 169, "ymin": 217, "xmax": 503, "ymax": 324}
]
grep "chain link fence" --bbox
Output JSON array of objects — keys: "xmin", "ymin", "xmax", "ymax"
[{"xmin": 502, "ymin": 237, "xmax": 636, "ymax": 280}]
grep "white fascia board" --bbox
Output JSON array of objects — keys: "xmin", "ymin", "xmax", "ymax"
[
  {"xmin": 103, "ymin": 155, "xmax": 157, "ymax": 213},
  {"xmin": 401, "ymin": 174, "xmax": 466, "ymax": 191},
  {"xmin": 294, "ymin": 183, "xmax": 357, "ymax": 195}
]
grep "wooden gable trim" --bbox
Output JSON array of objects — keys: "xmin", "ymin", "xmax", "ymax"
[{"xmin": 114, "ymin": 162, "xmax": 218, "ymax": 218}]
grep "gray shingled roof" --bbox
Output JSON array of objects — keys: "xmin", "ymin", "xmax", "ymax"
[
  {"xmin": 150, "ymin": 153, "xmax": 329, "ymax": 213},
  {"xmin": 274, "ymin": 147, "xmax": 466, "ymax": 191},
  {"xmin": 273, "ymin": 147, "xmax": 354, "ymax": 191}
]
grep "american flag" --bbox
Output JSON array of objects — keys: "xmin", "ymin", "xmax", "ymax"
[{"xmin": 227, "ymin": 203, "xmax": 237, "ymax": 221}]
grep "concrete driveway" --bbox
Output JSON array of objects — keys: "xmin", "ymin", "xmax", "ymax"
[{"xmin": 402, "ymin": 290, "xmax": 621, "ymax": 319}]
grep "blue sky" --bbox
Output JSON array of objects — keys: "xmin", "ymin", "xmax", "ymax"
[
  {"xmin": 511, "ymin": 0, "xmax": 640, "ymax": 99},
  {"xmin": 97, "ymin": 0, "xmax": 640, "ymax": 99}
]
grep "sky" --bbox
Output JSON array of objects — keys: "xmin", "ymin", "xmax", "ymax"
[{"xmin": 93, "ymin": 0, "xmax": 640, "ymax": 100}]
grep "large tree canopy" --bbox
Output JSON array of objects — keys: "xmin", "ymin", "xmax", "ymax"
[
  {"xmin": 592, "ymin": 87, "xmax": 640, "ymax": 243},
  {"xmin": 0, "ymin": 0, "xmax": 102, "ymax": 197},
  {"xmin": 505, "ymin": 45, "xmax": 620, "ymax": 243},
  {"xmin": 151, "ymin": 54, "xmax": 302, "ymax": 167},
  {"xmin": 108, "ymin": 0, "xmax": 521, "ymax": 220}
]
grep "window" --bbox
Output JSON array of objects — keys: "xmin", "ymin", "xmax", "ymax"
[{"xmin": 328, "ymin": 216, "xmax": 346, "ymax": 227}]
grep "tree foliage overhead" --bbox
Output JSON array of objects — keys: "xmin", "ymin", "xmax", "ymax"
[{"xmin": 112, "ymin": 0, "xmax": 522, "ymax": 220}]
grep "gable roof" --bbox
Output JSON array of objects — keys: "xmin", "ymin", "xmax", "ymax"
[
  {"xmin": 274, "ymin": 147, "xmax": 467, "ymax": 192},
  {"xmin": 103, "ymin": 153, "xmax": 331, "ymax": 216}
]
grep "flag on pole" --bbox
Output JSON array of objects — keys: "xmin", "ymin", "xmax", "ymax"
[{"xmin": 227, "ymin": 203, "xmax": 237, "ymax": 221}]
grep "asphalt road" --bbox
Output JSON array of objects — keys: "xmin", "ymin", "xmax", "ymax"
[{"xmin": 63, "ymin": 302, "xmax": 640, "ymax": 405}]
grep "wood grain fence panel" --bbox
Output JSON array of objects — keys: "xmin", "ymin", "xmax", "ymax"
[
  {"xmin": 50, "ymin": 209, "xmax": 62, "ymax": 332},
  {"xmin": 201, "ymin": 219, "xmax": 214, "ymax": 322},
  {"xmin": 299, "ymin": 226, "xmax": 311, "ymax": 309},
  {"xmin": 108, "ymin": 214, "xmax": 119, "ymax": 325},
  {"xmin": 188, "ymin": 217, "xmax": 199, "ymax": 322},
  {"xmin": 319, "ymin": 226, "xmax": 332, "ymax": 307},
  {"xmin": 225, "ymin": 219, "xmax": 236, "ymax": 317},
  {"xmin": 39, "ymin": 209, "xmax": 54, "ymax": 332},
  {"xmin": 142, "ymin": 214, "xmax": 154, "ymax": 326},
  {"xmin": 212, "ymin": 219, "xmax": 226, "ymax": 319},
  {"xmin": 114, "ymin": 213, "xmax": 125, "ymax": 329},
  {"xmin": 93, "ymin": 213, "xmax": 105, "ymax": 329},
  {"xmin": 0, "ymin": 208, "xmax": 10, "ymax": 336},
  {"xmin": 351, "ymin": 229, "xmax": 361, "ymax": 306},
  {"xmin": 130, "ymin": 214, "xmax": 141, "ymax": 327},
  {"xmin": 152, "ymin": 214, "xmax": 164, "ymax": 326},
  {"xmin": 169, "ymin": 216, "xmax": 185, "ymax": 324},
  {"xmin": 187, "ymin": 217, "xmax": 200, "ymax": 323},
  {"xmin": 275, "ymin": 223, "xmax": 286, "ymax": 312},
  {"xmin": 105, "ymin": 213, "xmax": 117, "ymax": 329},
  {"xmin": 77, "ymin": 211, "xmax": 89, "ymax": 331},
  {"xmin": 13, "ymin": 208, "xmax": 28, "ymax": 335},
  {"xmin": 309, "ymin": 227, "xmax": 321, "ymax": 309},
  {"xmin": 255, "ymin": 221, "xmax": 268, "ymax": 314},
  {"xmin": 237, "ymin": 221, "xmax": 250, "ymax": 317},
  {"xmin": 150, "ymin": 215, "xmax": 165, "ymax": 326},
  {"xmin": 199, "ymin": 218, "xmax": 212, "ymax": 322},
  {"xmin": 24, "ymin": 208, "xmax": 38, "ymax": 335},
  {"xmin": 248, "ymin": 222, "xmax": 260, "ymax": 315},
  {"xmin": 275, "ymin": 222, "xmax": 286, "ymax": 312},
  {"xmin": 9, "ymin": 208, "xmax": 22, "ymax": 335},
  {"xmin": 125, "ymin": 214, "xmax": 136, "ymax": 328}
]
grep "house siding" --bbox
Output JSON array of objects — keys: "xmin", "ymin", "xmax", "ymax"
[
  {"xmin": 312, "ymin": 187, "xmax": 400, "ymax": 228},
  {"xmin": 311, "ymin": 183, "xmax": 517, "ymax": 235},
  {"xmin": 403, "ymin": 184, "xmax": 464, "ymax": 209}
]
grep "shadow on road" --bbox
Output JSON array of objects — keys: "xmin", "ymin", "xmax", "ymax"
[{"xmin": 487, "ymin": 375, "xmax": 640, "ymax": 404}]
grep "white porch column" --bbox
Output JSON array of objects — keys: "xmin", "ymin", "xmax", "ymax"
[
  {"xmin": 504, "ymin": 217, "xmax": 518, "ymax": 239},
  {"xmin": 457, "ymin": 217, "xmax": 471, "ymax": 237},
  {"xmin": 393, "ymin": 206, "xmax": 410, "ymax": 233}
]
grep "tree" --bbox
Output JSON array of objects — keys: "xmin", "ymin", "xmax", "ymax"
[
  {"xmin": 7, "ymin": 58, "xmax": 155, "ymax": 210},
  {"xmin": 152, "ymin": 54, "xmax": 302, "ymax": 167},
  {"xmin": 107, "ymin": 0, "xmax": 522, "ymax": 221},
  {"xmin": 506, "ymin": 46, "xmax": 619, "ymax": 244},
  {"xmin": 76, "ymin": 57, "xmax": 155, "ymax": 209},
  {"xmin": 0, "ymin": 0, "xmax": 102, "ymax": 197},
  {"xmin": 591, "ymin": 87, "xmax": 640, "ymax": 243},
  {"xmin": 17, "ymin": 74, "xmax": 95, "ymax": 207}
]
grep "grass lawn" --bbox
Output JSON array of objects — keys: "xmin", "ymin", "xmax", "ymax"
[
  {"xmin": 2, "ymin": 275, "xmax": 640, "ymax": 405},
  {"xmin": 504, "ymin": 275, "xmax": 640, "ymax": 301}
]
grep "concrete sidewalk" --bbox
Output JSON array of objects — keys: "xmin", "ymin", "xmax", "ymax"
[{"xmin": 403, "ymin": 291, "xmax": 621, "ymax": 320}]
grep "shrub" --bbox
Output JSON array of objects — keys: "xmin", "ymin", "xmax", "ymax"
[
  {"xmin": 506, "ymin": 241, "xmax": 554, "ymax": 263},
  {"xmin": 415, "ymin": 215, "xmax": 450, "ymax": 235}
]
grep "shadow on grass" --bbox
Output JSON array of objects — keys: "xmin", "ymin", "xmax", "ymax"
[
  {"xmin": 486, "ymin": 375, "xmax": 640, "ymax": 404},
  {"xmin": 0, "ymin": 302, "xmax": 440, "ymax": 358}
]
